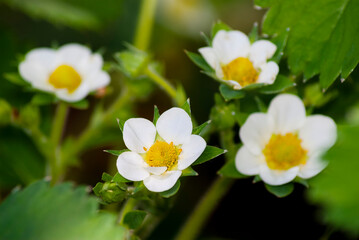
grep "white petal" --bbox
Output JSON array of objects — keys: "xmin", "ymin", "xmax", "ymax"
[
  {"xmin": 23, "ymin": 48, "xmax": 57, "ymax": 68},
  {"xmin": 57, "ymin": 43, "xmax": 91, "ymax": 70},
  {"xmin": 299, "ymin": 115, "xmax": 337, "ymax": 153},
  {"xmin": 55, "ymin": 83, "xmax": 90, "ymax": 102},
  {"xmin": 212, "ymin": 30, "xmax": 251, "ymax": 64},
  {"xmin": 259, "ymin": 165, "xmax": 299, "ymax": 186},
  {"xmin": 249, "ymin": 40, "xmax": 277, "ymax": 68},
  {"xmin": 143, "ymin": 171, "xmax": 182, "ymax": 192},
  {"xmin": 123, "ymin": 118, "xmax": 156, "ymax": 154},
  {"xmin": 156, "ymin": 107, "xmax": 192, "ymax": 145},
  {"xmin": 298, "ymin": 152, "xmax": 327, "ymax": 179},
  {"xmin": 267, "ymin": 94, "xmax": 306, "ymax": 134},
  {"xmin": 177, "ymin": 135, "xmax": 206, "ymax": 170},
  {"xmin": 235, "ymin": 146, "xmax": 262, "ymax": 175},
  {"xmin": 116, "ymin": 152, "xmax": 149, "ymax": 181},
  {"xmin": 239, "ymin": 113, "xmax": 274, "ymax": 155},
  {"xmin": 257, "ymin": 61, "xmax": 279, "ymax": 84},
  {"xmin": 198, "ymin": 47, "xmax": 217, "ymax": 69},
  {"xmin": 145, "ymin": 167, "xmax": 167, "ymax": 175},
  {"xmin": 87, "ymin": 71, "xmax": 111, "ymax": 91},
  {"xmin": 19, "ymin": 61, "xmax": 51, "ymax": 90},
  {"xmin": 227, "ymin": 80, "xmax": 242, "ymax": 90}
]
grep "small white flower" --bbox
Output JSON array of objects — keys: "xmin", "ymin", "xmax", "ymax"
[
  {"xmin": 116, "ymin": 107, "xmax": 206, "ymax": 192},
  {"xmin": 199, "ymin": 30, "xmax": 279, "ymax": 90},
  {"xmin": 19, "ymin": 43, "xmax": 110, "ymax": 102},
  {"xmin": 235, "ymin": 94, "xmax": 337, "ymax": 186}
]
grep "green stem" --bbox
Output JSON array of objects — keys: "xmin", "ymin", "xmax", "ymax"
[
  {"xmin": 144, "ymin": 66, "xmax": 178, "ymax": 102},
  {"xmin": 133, "ymin": 0, "xmax": 158, "ymax": 50},
  {"xmin": 175, "ymin": 176, "xmax": 235, "ymax": 240},
  {"xmin": 49, "ymin": 101, "xmax": 68, "ymax": 183},
  {"xmin": 50, "ymin": 102, "xmax": 68, "ymax": 147},
  {"xmin": 118, "ymin": 198, "xmax": 137, "ymax": 225}
]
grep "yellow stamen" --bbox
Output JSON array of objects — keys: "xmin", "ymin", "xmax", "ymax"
[
  {"xmin": 222, "ymin": 57, "xmax": 258, "ymax": 87},
  {"xmin": 49, "ymin": 65, "xmax": 82, "ymax": 93},
  {"xmin": 145, "ymin": 141, "xmax": 182, "ymax": 170},
  {"xmin": 263, "ymin": 133, "xmax": 307, "ymax": 170}
]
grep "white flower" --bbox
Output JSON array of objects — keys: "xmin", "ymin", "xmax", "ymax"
[
  {"xmin": 19, "ymin": 43, "xmax": 110, "ymax": 102},
  {"xmin": 199, "ymin": 30, "xmax": 279, "ymax": 90},
  {"xmin": 116, "ymin": 107, "xmax": 206, "ymax": 192},
  {"xmin": 235, "ymin": 94, "xmax": 337, "ymax": 186}
]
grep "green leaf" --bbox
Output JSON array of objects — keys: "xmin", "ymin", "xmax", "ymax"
[
  {"xmin": 211, "ymin": 20, "xmax": 232, "ymax": 39},
  {"xmin": 185, "ymin": 51, "xmax": 213, "ymax": 73},
  {"xmin": 0, "ymin": 181, "xmax": 126, "ymax": 240},
  {"xmin": 104, "ymin": 149, "xmax": 129, "ymax": 156},
  {"xmin": 0, "ymin": 126, "xmax": 45, "ymax": 188},
  {"xmin": 269, "ymin": 28, "xmax": 289, "ymax": 63},
  {"xmin": 258, "ymin": 75, "xmax": 295, "ymax": 94},
  {"xmin": 192, "ymin": 120, "xmax": 211, "ymax": 135},
  {"xmin": 112, "ymin": 173, "xmax": 131, "ymax": 183},
  {"xmin": 93, "ymin": 182, "xmax": 104, "ymax": 196},
  {"xmin": 252, "ymin": 175, "xmax": 261, "ymax": 183},
  {"xmin": 218, "ymin": 157, "xmax": 248, "ymax": 179},
  {"xmin": 153, "ymin": 105, "xmax": 160, "ymax": 125},
  {"xmin": 193, "ymin": 146, "xmax": 226, "ymax": 165},
  {"xmin": 256, "ymin": 0, "xmax": 359, "ymax": 89},
  {"xmin": 31, "ymin": 93, "xmax": 57, "ymax": 105},
  {"xmin": 308, "ymin": 125, "xmax": 359, "ymax": 236},
  {"xmin": 175, "ymin": 83, "xmax": 187, "ymax": 106},
  {"xmin": 123, "ymin": 210, "xmax": 147, "ymax": 229},
  {"xmin": 67, "ymin": 99, "xmax": 89, "ymax": 110},
  {"xmin": 219, "ymin": 84, "xmax": 246, "ymax": 101},
  {"xmin": 4, "ymin": 72, "xmax": 30, "ymax": 87},
  {"xmin": 117, "ymin": 119, "xmax": 125, "ymax": 132},
  {"xmin": 181, "ymin": 98, "xmax": 191, "ymax": 116},
  {"xmin": 101, "ymin": 172, "xmax": 113, "ymax": 182},
  {"xmin": 114, "ymin": 47, "xmax": 149, "ymax": 78},
  {"xmin": 248, "ymin": 22, "xmax": 259, "ymax": 43},
  {"xmin": 265, "ymin": 183, "xmax": 294, "ymax": 198},
  {"xmin": 160, "ymin": 180, "xmax": 181, "ymax": 198},
  {"xmin": 182, "ymin": 167, "xmax": 198, "ymax": 177}
]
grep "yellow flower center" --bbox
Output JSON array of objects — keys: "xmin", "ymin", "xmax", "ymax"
[
  {"xmin": 49, "ymin": 65, "xmax": 82, "ymax": 93},
  {"xmin": 144, "ymin": 141, "xmax": 182, "ymax": 170},
  {"xmin": 263, "ymin": 133, "xmax": 307, "ymax": 170},
  {"xmin": 221, "ymin": 57, "xmax": 258, "ymax": 87}
]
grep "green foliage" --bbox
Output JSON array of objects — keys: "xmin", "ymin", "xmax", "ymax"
[
  {"xmin": 93, "ymin": 172, "xmax": 130, "ymax": 204},
  {"xmin": 2, "ymin": 0, "xmax": 124, "ymax": 31},
  {"xmin": 153, "ymin": 105, "xmax": 160, "ymax": 125},
  {"xmin": 115, "ymin": 46, "xmax": 150, "ymax": 78},
  {"xmin": 180, "ymin": 98, "xmax": 191, "ymax": 116},
  {"xmin": 185, "ymin": 51, "xmax": 213, "ymax": 74},
  {"xmin": 265, "ymin": 183, "xmax": 294, "ymax": 198},
  {"xmin": 160, "ymin": 180, "xmax": 181, "ymax": 198},
  {"xmin": 256, "ymin": 0, "xmax": 359, "ymax": 89},
  {"xmin": 210, "ymin": 94, "xmax": 239, "ymax": 130},
  {"xmin": 0, "ymin": 181, "xmax": 126, "ymax": 240},
  {"xmin": 182, "ymin": 167, "xmax": 198, "ymax": 177},
  {"xmin": 308, "ymin": 125, "xmax": 359, "ymax": 236},
  {"xmin": 31, "ymin": 93, "xmax": 57, "ymax": 105},
  {"xmin": 0, "ymin": 126, "xmax": 45, "ymax": 188},
  {"xmin": 193, "ymin": 146, "xmax": 226, "ymax": 166},
  {"xmin": 0, "ymin": 99, "xmax": 12, "ymax": 126},
  {"xmin": 218, "ymin": 157, "xmax": 248, "ymax": 179},
  {"xmin": 104, "ymin": 149, "xmax": 130, "ymax": 156},
  {"xmin": 123, "ymin": 210, "xmax": 147, "ymax": 229},
  {"xmin": 192, "ymin": 120, "xmax": 211, "ymax": 135},
  {"xmin": 258, "ymin": 75, "xmax": 295, "ymax": 94}
]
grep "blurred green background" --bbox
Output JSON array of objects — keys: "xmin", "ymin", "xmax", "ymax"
[{"xmin": 0, "ymin": 0, "xmax": 358, "ymax": 239}]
